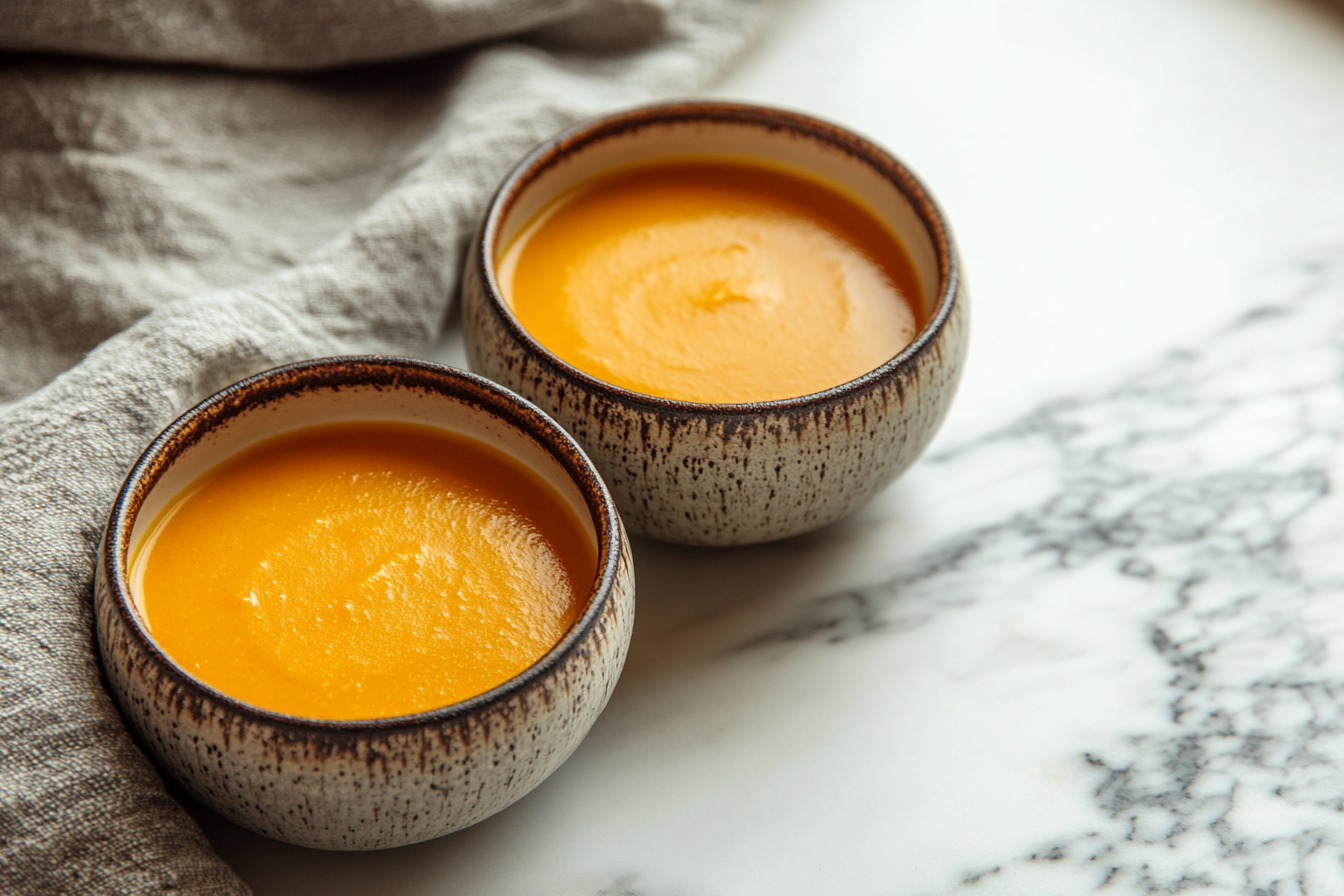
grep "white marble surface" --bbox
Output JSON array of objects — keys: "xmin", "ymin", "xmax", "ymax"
[{"xmin": 193, "ymin": 1, "xmax": 1344, "ymax": 892}]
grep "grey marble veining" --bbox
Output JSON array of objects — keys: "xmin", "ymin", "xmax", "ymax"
[{"xmin": 735, "ymin": 253, "xmax": 1344, "ymax": 895}]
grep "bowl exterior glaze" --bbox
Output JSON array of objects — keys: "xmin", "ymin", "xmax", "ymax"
[
  {"xmin": 95, "ymin": 357, "xmax": 634, "ymax": 850},
  {"xmin": 463, "ymin": 102, "xmax": 969, "ymax": 546}
]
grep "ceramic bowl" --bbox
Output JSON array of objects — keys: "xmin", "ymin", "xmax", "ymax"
[
  {"xmin": 94, "ymin": 357, "xmax": 634, "ymax": 850},
  {"xmin": 462, "ymin": 101, "xmax": 969, "ymax": 546}
]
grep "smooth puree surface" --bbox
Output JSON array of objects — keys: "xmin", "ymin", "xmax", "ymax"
[
  {"xmin": 131, "ymin": 421, "xmax": 597, "ymax": 720},
  {"xmin": 499, "ymin": 159, "xmax": 923, "ymax": 403}
]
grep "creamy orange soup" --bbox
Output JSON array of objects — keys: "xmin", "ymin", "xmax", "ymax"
[
  {"xmin": 499, "ymin": 159, "xmax": 923, "ymax": 404},
  {"xmin": 131, "ymin": 421, "xmax": 597, "ymax": 720}
]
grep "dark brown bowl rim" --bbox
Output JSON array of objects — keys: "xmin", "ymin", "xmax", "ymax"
[
  {"xmin": 475, "ymin": 100, "xmax": 961, "ymax": 415},
  {"xmin": 101, "ymin": 356, "xmax": 625, "ymax": 733}
]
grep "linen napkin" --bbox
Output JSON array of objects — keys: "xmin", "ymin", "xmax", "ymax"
[{"xmin": 0, "ymin": 1, "xmax": 766, "ymax": 892}]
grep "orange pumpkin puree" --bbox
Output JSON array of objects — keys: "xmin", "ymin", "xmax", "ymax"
[
  {"xmin": 130, "ymin": 422, "xmax": 597, "ymax": 721},
  {"xmin": 499, "ymin": 159, "xmax": 924, "ymax": 404}
]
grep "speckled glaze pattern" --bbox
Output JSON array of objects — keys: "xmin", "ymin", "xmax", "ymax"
[
  {"xmin": 94, "ymin": 358, "xmax": 635, "ymax": 850},
  {"xmin": 463, "ymin": 102, "xmax": 969, "ymax": 546}
]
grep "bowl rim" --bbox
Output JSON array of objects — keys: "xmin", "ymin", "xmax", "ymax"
[
  {"xmin": 474, "ymin": 99, "xmax": 962, "ymax": 415},
  {"xmin": 100, "ymin": 355, "xmax": 626, "ymax": 733}
]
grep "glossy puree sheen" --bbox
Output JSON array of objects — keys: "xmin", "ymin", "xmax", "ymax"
[
  {"xmin": 131, "ymin": 422, "xmax": 597, "ymax": 720},
  {"xmin": 499, "ymin": 159, "xmax": 923, "ymax": 403}
]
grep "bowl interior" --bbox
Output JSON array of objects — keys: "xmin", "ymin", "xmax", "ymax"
[
  {"xmin": 493, "ymin": 112, "xmax": 942, "ymax": 321},
  {"xmin": 125, "ymin": 376, "xmax": 599, "ymax": 629}
]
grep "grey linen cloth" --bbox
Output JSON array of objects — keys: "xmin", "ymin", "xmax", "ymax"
[{"xmin": 0, "ymin": 1, "xmax": 765, "ymax": 892}]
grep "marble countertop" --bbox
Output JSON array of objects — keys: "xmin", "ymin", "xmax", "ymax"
[{"xmin": 193, "ymin": 1, "xmax": 1344, "ymax": 893}]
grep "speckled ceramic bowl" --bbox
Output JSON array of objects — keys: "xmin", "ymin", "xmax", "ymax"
[
  {"xmin": 94, "ymin": 357, "xmax": 634, "ymax": 850},
  {"xmin": 462, "ymin": 101, "xmax": 969, "ymax": 546}
]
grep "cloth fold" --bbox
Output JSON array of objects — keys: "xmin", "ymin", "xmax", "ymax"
[
  {"xmin": 3, "ymin": 0, "xmax": 611, "ymax": 70},
  {"xmin": 0, "ymin": 1, "xmax": 765, "ymax": 892}
]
